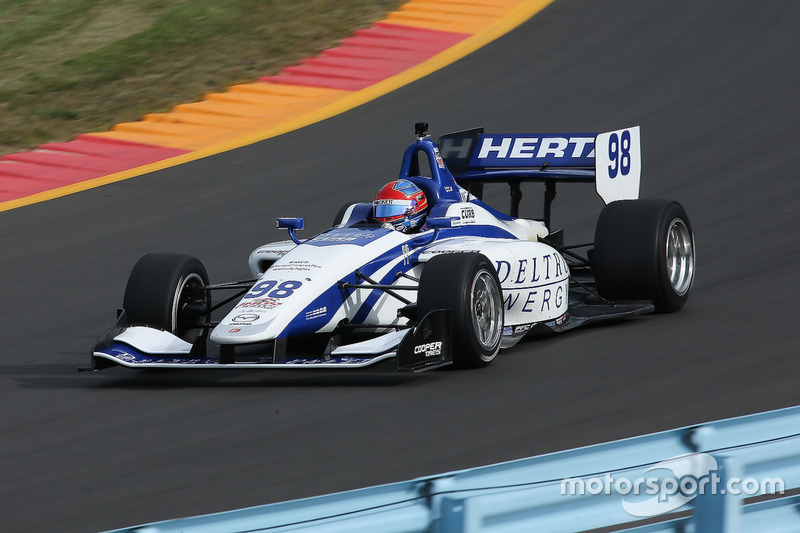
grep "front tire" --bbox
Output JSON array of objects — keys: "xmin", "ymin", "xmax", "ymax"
[
  {"xmin": 123, "ymin": 253, "xmax": 210, "ymax": 341},
  {"xmin": 593, "ymin": 199, "xmax": 695, "ymax": 312},
  {"xmin": 418, "ymin": 253, "xmax": 504, "ymax": 368}
]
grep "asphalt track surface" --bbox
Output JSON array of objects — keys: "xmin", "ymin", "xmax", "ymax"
[{"xmin": 2, "ymin": 1, "xmax": 799, "ymax": 531}]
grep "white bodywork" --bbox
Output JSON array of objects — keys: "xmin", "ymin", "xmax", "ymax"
[{"xmin": 208, "ymin": 200, "xmax": 568, "ymax": 348}]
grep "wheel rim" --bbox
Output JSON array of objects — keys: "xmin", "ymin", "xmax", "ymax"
[
  {"xmin": 171, "ymin": 273, "xmax": 207, "ymax": 335},
  {"xmin": 470, "ymin": 269, "xmax": 503, "ymax": 352},
  {"xmin": 665, "ymin": 218, "xmax": 694, "ymax": 296}
]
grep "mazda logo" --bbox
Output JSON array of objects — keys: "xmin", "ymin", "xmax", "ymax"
[{"xmin": 233, "ymin": 314, "xmax": 260, "ymax": 322}]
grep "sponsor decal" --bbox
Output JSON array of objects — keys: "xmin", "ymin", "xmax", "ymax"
[
  {"xmin": 271, "ymin": 260, "xmax": 322, "ymax": 272},
  {"xmin": 236, "ymin": 298, "xmax": 283, "ymax": 310},
  {"xmin": 433, "ymin": 147, "xmax": 446, "ymax": 169},
  {"xmin": 495, "ymin": 253, "xmax": 567, "ymax": 285},
  {"xmin": 233, "ymin": 314, "xmax": 260, "ymax": 322},
  {"xmin": 305, "ymin": 307, "xmax": 327, "ymax": 320},
  {"xmin": 257, "ymin": 249, "xmax": 289, "ymax": 256},
  {"xmin": 503, "ymin": 323, "xmax": 534, "ymax": 336},
  {"xmin": 414, "ymin": 341, "xmax": 443, "ymax": 358},
  {"xmin": 495, "ymin": 253, "xmax": 569, "ymax": 315},
  {"xmin": 284, "ymin": 356, "xmax": 375, "ymax": 365},
  {"xmin": 438, "ymin": 136, "xmax": 473, "ymax": 159},
  {"xmin": 502, "ymin": 284, "xmax": 566, "ymax": 314},
  {"xmin": 316, "ymin": 232, "xmax": 363, "ymax": 242},
  {"xmin": 426, "ymin": 249, "xmax": 482, "ymax": 255},
  {"xmin": 105, "ymin": 348, "xmax": 217, "ymax": 366},
  {"xmin": 474, "ymin": 135, "xmax": 595, "ymax": 161},
  {"xmin": 461, "ymin": 207, "xmax": 475, "ymax": 219},
  {"xmin": 513, "ymin": 323, "xmax": 533, "ymax": 335},
  {"xmin": 230, "ymin": 312, "xmax": 261, "ymax": 326},
  {"xmin": 308, "ymin": 228, "xmax": 391, "ymax": 247},
  {"xmin": 545, "ymin": 312, "xmax": 568, "ymax": 327},
  {"xmin": 229, "ymin": 328, "xmax": 241, "ymax": 333}
]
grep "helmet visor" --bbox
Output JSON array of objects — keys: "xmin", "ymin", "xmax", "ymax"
[{"xmin": 374, "ymin": 200, "xmax": 413, "ymax": 220}]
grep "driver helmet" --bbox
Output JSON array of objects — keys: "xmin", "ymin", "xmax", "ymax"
[{"xmin": 373, "ymin": 179, "xmax": 429, "ymax": 233}]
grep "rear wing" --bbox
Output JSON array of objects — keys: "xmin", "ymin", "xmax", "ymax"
[{"xmin": 437, "ymin": 126, "xmax": 641, "ymax": 221}]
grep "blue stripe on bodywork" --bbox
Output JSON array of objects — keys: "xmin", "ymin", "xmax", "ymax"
[
  {"xmin": 278, "ymin": 223, "xmax": 518, "ymax": 337},
  {"xmin": 279, "ymin": 242, "xmax": 416, "ymax": 337},
  {"xmin": 349, "ymin": 250, "xmax": 419, "ymax": 325},
  {"xmin": 469, "ymin": 198, "xmax": 515, "ymax": 221},
  {"xmin": 277, "ymin": 271, "xmax": 358, "ymax": 338}
]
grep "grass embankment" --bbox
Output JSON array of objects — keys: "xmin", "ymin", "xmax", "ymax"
[{"xmin": 0, "ymin": 0, "xmax": 405, "ymax": 155}]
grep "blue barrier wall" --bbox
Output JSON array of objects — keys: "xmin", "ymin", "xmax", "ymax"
[{"xmin": 109, "ymin": 405, "xmax": 800, "ymax": 532}]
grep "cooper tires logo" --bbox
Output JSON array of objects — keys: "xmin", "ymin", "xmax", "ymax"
[{"xmin": 414, "ymin": 341, "xmax": 442, "ymax": 357}]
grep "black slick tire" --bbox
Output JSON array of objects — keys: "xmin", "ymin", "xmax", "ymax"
[
  {"xmin": 123, "ymin": 253, "xmax": 210, "ymax": 341},
  {"xmin": 417, "ymin": 253, "xmax": 504, "ymax": 368},
  {"xmin": 593, "ymin": 199, "xmax": 695, "ymax": 313}
]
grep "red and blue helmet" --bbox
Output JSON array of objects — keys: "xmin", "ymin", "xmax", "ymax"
[{"xmin": 373, "ymin": 179, "xmax": 429, "ymax": 233}]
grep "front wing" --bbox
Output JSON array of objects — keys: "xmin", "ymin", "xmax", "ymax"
[{"xmin": 87, "ymin": 309, "xmax": 453, "ymax": 373}]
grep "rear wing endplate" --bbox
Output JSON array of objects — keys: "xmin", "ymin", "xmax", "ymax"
[{"xmin": 438, "ymin": 126, "xmax": 641, "ymax": 206}]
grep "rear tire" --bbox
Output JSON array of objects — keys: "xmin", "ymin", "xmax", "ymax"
[
  {"xmin": 593, "ymin": 199, "xmax": 695, "ymax": 312},
  {"xmin": 418, "ymin": 253, "xmax": 504, "ymax": 368},
  {"xmin": 123, "ymin": 253, "xmax": 210, "ymax": 341}
]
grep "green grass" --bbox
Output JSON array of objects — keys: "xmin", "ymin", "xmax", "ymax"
[{"xmin": 0, "ymin": 0, "xmax": 406, "ymax": 155}]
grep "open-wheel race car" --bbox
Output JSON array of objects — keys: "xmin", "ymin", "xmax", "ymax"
[{"xmin": 87, "ymin": 122, "xmax": 695, "ymax": 373}]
